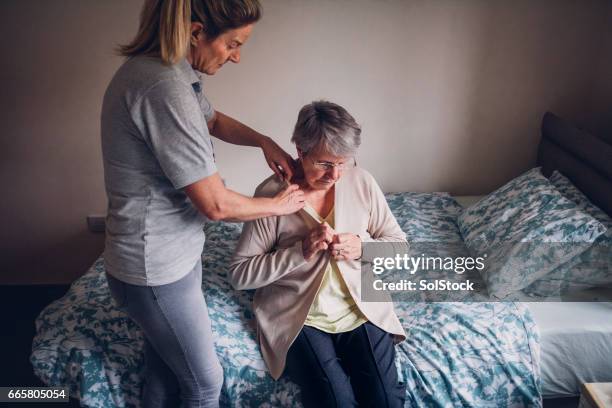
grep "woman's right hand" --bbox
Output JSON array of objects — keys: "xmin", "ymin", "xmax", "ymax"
[
  {"xmin": 302, "ymin": 222, "xmax": 335, "ymax": 261},
  {"xmin": 272, "ymin": 184, "xmax": 305, "ymax": 216}
]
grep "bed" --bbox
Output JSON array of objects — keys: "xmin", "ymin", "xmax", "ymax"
[
  {"xmin": 528, "ymin": 112, "xmax": 612, "ymax": 400},
  {"xmin": 31, "ymin": 112, "xmax": 612, "ymax": 407},
  {"xmin": 455, "ymin": 196, "xmax": 612, "ymax": 400}
]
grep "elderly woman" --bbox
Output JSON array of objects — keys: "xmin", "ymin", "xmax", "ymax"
[{"xmin": 229, "ymin": 101, "xmax": 407, "ymax": 407}]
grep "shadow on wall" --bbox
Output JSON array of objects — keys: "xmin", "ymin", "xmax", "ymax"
[
  {"xmin": 451, "ymin": 1, "xmax": 607, "ymax": 195},
  {"xmin": 1, "ymin": 230, "xmax": 104, "ymax": 285}
]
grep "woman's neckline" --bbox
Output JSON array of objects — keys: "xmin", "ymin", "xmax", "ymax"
[{"xmin": 303, "ymin": 203, "xmax": 335, "ymax": 224}]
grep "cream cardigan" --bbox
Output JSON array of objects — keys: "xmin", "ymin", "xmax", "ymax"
[{"xmin": 228, "ymin": 167, "xmax": 407, "ymax": 379}]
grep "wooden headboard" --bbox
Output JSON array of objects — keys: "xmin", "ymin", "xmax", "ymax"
[{"xmin": 537, "ymin": 112, "xmax": 612, "ymax": 217}]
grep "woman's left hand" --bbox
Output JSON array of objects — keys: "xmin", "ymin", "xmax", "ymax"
[
  {"xmin": 330, "ymin": 233, "xmax": 362, "ymax": 261},
  {"xmin": 260, "ymin": 137, "xmax": 295, "ymax": 181}
]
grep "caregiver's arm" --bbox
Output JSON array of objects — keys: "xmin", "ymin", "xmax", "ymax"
[
  {"xmin": 228, "ymin": 189, "xmax": 308, "ymax": 290},
  {"xmin": 208, "ymin": 111, "xmax": 295, "ymax": 180},
  {"xmin": 184, "ymin": 173, "xmax": 303, "ymax": 222}
]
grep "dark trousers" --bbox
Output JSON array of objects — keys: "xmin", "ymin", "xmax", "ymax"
[{"xmin": 284, "ymin": 322, "xmax": 405, "ymax": 408}]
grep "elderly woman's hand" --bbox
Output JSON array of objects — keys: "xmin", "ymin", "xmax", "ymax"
[
  {"xmin": 330, "ymin": 233, "xmax": 362, "ymax": 261},
  {"xmin": 302, "ymin": 222, "xmax": 335, "ymax": 261},
  {"xmin": 260, "ymin": 136, "xmax": 295, "ymax": 181}
]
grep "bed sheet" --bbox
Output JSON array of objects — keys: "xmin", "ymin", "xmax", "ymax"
[
  {"xmin": 528, "ymin": 302, "xmax": 612, "ymax": 398},
  {"xmin": 31, "ymin": 192, "xmax": 542, "ymax": 407},
  {"xmin": 455, "ymin": 195, "xmax": 612, "ymax": 399}
]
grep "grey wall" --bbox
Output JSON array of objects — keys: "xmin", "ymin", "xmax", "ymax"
[
  {"xmin": 585, "ymin": 1, "xmax": 612, "ymax": 143},
  {"xmin": 1, "ymin": 0, "xmax": 611, "ymax": 284},
  {"xmin": 0, "ymin": 1, "xmax": 142, "ymax": 283}
]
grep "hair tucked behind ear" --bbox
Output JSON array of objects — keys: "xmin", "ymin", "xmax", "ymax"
[{"xmin": 117, "ymin": 0, "xmax": 261, "ymax": 65}]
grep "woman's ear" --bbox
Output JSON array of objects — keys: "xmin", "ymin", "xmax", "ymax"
[{"xmin": 190, "ymin": 22, "xmax": 205, "ymax": 45}]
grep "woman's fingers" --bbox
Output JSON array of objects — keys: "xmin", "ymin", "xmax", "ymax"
[
  {"xmin": 268, "ymin": 158, "xmax": 282, "ymax": 180},
  {"xmin": 290, "ymin": 191, "xmax": 305, "ymax": 206},
  {"xmin": 333, "ymin": 251, "xmax": 350, "ymax": 261},
  {"xmin": 330, "ymin": 242, "xmax": 350, "ymax": 253},
  {"xmin": 261, "ymin": 137, "xmax": 296, "ymax": 181},
  {"xmin": 330, "ymin": 233, "xmax": 362, "ymax": 260},
  {"xmin": 285, "ymin": 184, "xmax": 304, "ymax": 204},
  {"xmin": 285, "ymin": 184, "xmax": 303, "ymax": 199},
  {"xmin": 331, "ymin": 247, "xmax": 356, "ymax": 260},
  {"xmin": 285, "ymin": 183, "xmax": 300, "ymax": 192},
  {"xmin": 276, "ymin": 157, "xmax": 295, "ymax": 181},
  {"xmin": 273, "ymin": 184, "xmax": 304, "ymax": 215},
  {"xmin": 317, "ymin": 222, "xmax": 336, "ymax": 243},
  {"xmin": 306, "ymin": 226, "xmax": 364, "ymax": 261},
  {"xmin": 330, "ymin": 242, "xmax": 347, "ymax": 251},
  {"xmin": 310, "ymin": 227, "xmax": 324, "ymax": 243},
  {"xmin": 303, "ymin": 236, "xmax": 329, "ymax": 261},
  {"xmin": 321, "ymin": 222, "xmax": 335, "ymax": 233},
  {"xmin": 310, "ymin": 231, "xmax": 330, "ymax": 248},
  {"xmin": 334, "ymin": 233, "xmax": 357, "ymax": 244},
  {"xmin": 331, "ymin": 249, "xmax": 346, "ymax": 260}
]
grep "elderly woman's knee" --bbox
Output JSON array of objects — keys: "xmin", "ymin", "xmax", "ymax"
[
  {"xmin": 182, "ymin": 363, "xmax": 224, "ymax": 401},
  {"xmin": 205, "ymin": 363, "xmax": 224, "ymax": 394}
]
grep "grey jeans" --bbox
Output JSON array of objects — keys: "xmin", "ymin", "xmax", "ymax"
[{"xmin": 106, "ymin": 260, "xmax": 223, "ymax": 408}]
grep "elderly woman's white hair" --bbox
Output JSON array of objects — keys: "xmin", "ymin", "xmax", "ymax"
[{"xmin": 291, "ymin": 100, "xmax": 361, "ymax": 157}]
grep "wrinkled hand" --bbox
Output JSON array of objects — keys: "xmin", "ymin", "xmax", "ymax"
[
  {"xmin": 330, "ymin": 233, "xmax": 362, "ymax": 261},
  {"xmin": 302, "ymin": 222, "xmax": 336, "ymax": 261},
  {"xmin": 272, "ymin": 184, "xmax": 305, "ymax": 216},
  {"xmin": 261, "ymin": 137, "xmax": 295, "ymax": 181}
]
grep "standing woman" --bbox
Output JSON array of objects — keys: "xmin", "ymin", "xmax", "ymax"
[{"xmin": 101, "ymin": 1, "xmax": 304, "ymax": 407}]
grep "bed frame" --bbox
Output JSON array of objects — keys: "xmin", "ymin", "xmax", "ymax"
[
  {"xmin": 537, "ymin": 112, "xmax": 612, "ymax": 217},
  {"xmin": 536, "ymin": 113, "xmax": 612, "ymax": 407}
]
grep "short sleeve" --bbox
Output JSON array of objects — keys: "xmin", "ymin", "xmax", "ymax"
[
  {"xmin": 198, "ymin": 87, "xmax": 215, "ymax": 122},
  {"xmin": 131, "ymin": 79, "xmax": 217, "ymax": 189}
]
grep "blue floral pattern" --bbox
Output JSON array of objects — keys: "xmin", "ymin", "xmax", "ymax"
[
  {"xmin": 457, "ymin": 168, "xmax": 606, "ymax": 298},
  {"xmin": 524, "ymin": 171, "xmax": 612, "ymax": 296},
  {"xmin": 386, "ymin": 192, "xmax": 464, "ymax": 242},
  {"xmin": 31, "ymin": 193, "xmax": 542, "ymax": 407}
]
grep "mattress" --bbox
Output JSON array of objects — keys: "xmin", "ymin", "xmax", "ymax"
[
  {"xmin": 455, "ymin": 195, "xmax": 612, "ymax": 399},
  {"xmin": 528, "ymin": 302, "xmax": 612, "ymax": 398}
]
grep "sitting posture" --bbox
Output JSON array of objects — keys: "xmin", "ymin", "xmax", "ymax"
[{"xmin": 229, "ymin": 101, "xmax": 407, "ymax": 407}]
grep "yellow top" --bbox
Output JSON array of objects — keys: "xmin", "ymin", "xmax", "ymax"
[{"xmin": 302, "ymin": 204, "xmax": 368, "ymax": 333}]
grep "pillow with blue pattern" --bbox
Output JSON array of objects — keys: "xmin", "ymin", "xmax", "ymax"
[
  {"xmin": 457, "ymin": 168, "xmax": 607, "ymax": 299},
  {"xmin": 523, "ymin": 171, "xmax": 612, "ymax": 296},
  {"xmin": 385, "ymin": 192, "xmax": 463, "ymax": 243}
]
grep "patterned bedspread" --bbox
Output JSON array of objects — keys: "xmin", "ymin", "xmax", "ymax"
[{"xmin": 31, "ymin": 192, "xmax": 542, "ymax": 407}]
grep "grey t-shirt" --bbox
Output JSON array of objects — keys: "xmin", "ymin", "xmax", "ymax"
[{"xmin": 101, "ymin": 56, "xmax": 217, "ymax": 285}]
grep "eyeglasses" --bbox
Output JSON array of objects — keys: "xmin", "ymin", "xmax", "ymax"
[{"xmin": 308, "ymin": 157, "xmax": 356, "ymax": 171}]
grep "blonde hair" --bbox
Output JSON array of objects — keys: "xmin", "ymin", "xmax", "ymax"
[{"xmin": 118, "ymin": 0, "xmax": 262, "ymax": 65}]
